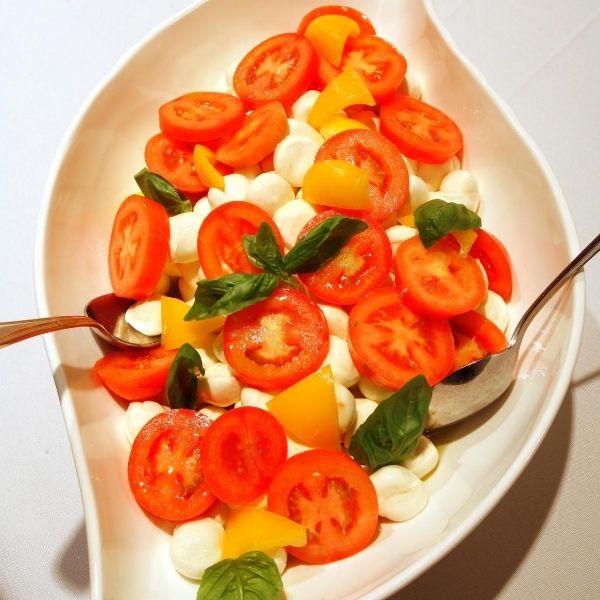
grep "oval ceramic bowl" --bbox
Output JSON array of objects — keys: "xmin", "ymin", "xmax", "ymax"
[{"xmin": 35, "ymin": 0, "xmax": 584, "ymax": 598}]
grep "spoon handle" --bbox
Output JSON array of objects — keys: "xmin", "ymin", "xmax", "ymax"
[
  {"xmin": 511, "ymin": 232, "xmax": 600, "ymax": 345},
  {"xmin": 0, "ymin": 315, "xmax": 100, "ymax": 348}
]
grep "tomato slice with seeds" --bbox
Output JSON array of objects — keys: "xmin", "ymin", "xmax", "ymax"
[
  {"xmin": 197, "ymin": 201, "xmax": 285, "ymax": 278},
  {"xmin": 128, "ymin": 409, "xmax": 216, "ymax": 521},
  {"xmin": 394, "ymin": 235, "xmax": 487, "ymax": 319},
  {"xmin": 233, "ymin": 33, "xmax": 317, "ymax": 109},
  {"xmin": 297, "ymin": 210, "xmax": 392, "ymax": 305},
  {"xmin": 380, "ymin": 95, "xmax": 464, "ymax": 164},
  {"xmin": 223, "ymin": 287, "xmax": 329, "ymax": 391},
  {"xmin": 201, "ymin": 407, "xmax": 288, "ymax": 505},
  {"xmin": 315, "ymin": 128, "xmax": 409, "ymax": 222},
  {"xmin": 348, "ymin": 287, "xmax": 455, "ymax": 388},
  {"xmin": 297, "ymin": 5, "xmax": 376, "ymax": 35},
  {"xmin": 267, "ymin": 449, "xmax": 379, "ymax": 564},
  {"xmin": 469, "ymin": 228, "xmax": 513, "ymax": 300}
]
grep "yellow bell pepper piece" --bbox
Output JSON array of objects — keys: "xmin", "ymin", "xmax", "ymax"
[
  {"xmin": 302, "ymin": 160, "xmax": 371, "ymax": 210},
  {"xmin": 452, "ymin": 228, "xmax": 478, "ymax": 254},
  {"xmin": 319, "ymin": 114, "xmax": 370, "ymax": 140},
  {"xmin": 161, "ymin": 296, "xmax": 224, "ymax": 350},
  {"xmin": 304, "ymin": 15, "xmax": 360, "ymax": 67},
  {"xmin": 399, "ymin": 214, "xmax": 415, "ymax": 228},
  {"xmin": 308, "ymin": 68, "xmax": 375, "ymax": 130},
  {"xmin": 193, "ymin": 144, "xmax": 224, "ymax": 190}
]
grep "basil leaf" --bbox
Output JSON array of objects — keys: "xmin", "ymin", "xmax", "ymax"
[
  {"xmin": 414, "ymin": 199, "xmax": 481, "ymax": 248},
  {"xmin": 197, "ymin": 551, "xmax": 283, "ymax": 600},
  {"xmin": 243, "ymin": 222, "xmax": 285, "ymax": 274},
  {"xmin": 185, "ymin": 272, "xmax": 279, "ymax": 320},
  {"xmin": 166, "ymin": 343, "xmax": 204, "ymax": 409},
  {"xmin": 349, "ymin": 375, "xmax": 432, "ymax": 471},
  {"xmin": 134, "ymin": 168, "xmax": 192, "ymax": 215},
  {"xmin": 282, "ymin": 216, "xmax": 368, "ymax": 273}
]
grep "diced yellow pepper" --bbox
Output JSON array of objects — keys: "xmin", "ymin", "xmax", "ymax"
[
  {"xmin": 161, "ymin": 296, "xmax": 224, "ymax": 350},
  {"xmin": 308, "ymin": 68, "xmax": 375, "ymax": 130},
  {"xmin": 452, "ymin": 228, "xmax": 478, "ymax": 254},
  {"xmin": 193, "ymin": 144, "xmax": 224, "ymax": 190},
  {"xmin": 319, "ymin": 114, "xmax": 370, "ymax": 140},
  {"xmin": 399, "ymin": 214, "xmax": 415, "ymax": 228},
  {"xmin": 222, "ymin": 507, "xmax": 307, "ymax": 559},
  {"xmin": 267, "ymin": 365, "xmax": 341, "ymax": 451},
  {"xmin": 304, "ymin": 15, "xmax": 360, "ymax": 67},
  {"xmin": 302, "ymin": 159, "xmax": 371, "ymax": 210}
]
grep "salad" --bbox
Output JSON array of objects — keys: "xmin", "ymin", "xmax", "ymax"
[{"xmin": 92, "ymin": 4, "xmax": 514, "ymax": 598}]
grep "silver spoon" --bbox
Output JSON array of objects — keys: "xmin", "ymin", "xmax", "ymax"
[
  {"xmin": 427, "ymin": 232, "xmax": 600, "ymax": 432},
  {"xmin": 0, "ymin": 293, "xmax": 160, "ymax": 350}
]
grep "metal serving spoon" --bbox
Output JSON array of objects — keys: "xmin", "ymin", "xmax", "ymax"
[
  {"xmin": 427, "ymin": 232, "xmax": 600, "ymax": 432},
  {"xmin": 0, "ymin": 293, "xmax": 160, "ymax": 350}
]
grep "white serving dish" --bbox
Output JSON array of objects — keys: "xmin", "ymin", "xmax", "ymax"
[{"xmin": 34, "ymin": 0, "xmax": 584, "ymax": 598}]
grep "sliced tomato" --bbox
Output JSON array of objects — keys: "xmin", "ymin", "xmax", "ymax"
[
  {"xmin": 470, "ymin": 228, "xmax": 513, "ymax": 300},
  {"xmin": 345, "ymin": 105, "xmax": 378, "ymax": 129},
  {"xmin": 267, "ymin": 449, "xmax": 378, "ymax": 564},
  {"xmin": 201, "ymin": 407, "xmax": 288, "ymax": 505},
  {"xmin": 297, "ymin": 5, "xmax": 376, "ymax": 35},
  {"xmin": 380, "ymin": 95, "xmax": 463, "ymax": 164},
  {"xmin": 394, "ymin": 236, "xmax": 487, "ymax": 319},
  {"xmin": 348, "ymin": 287, "xmax": 455, "ymax": 388},
  {"xmin": 197, "ymin": 201, "xmax": 285, "ymax": 278},
  {"xmin": 297, "ymin": 211, "xmax": 392, "ymax": 305},
  {"xmin": 158, "ymin": 92, "xmax": 245, "ymax": 144},
  {"xmin": 93, "ymin": 346, "xmax": 177, "ymax": 402},
  {"xmin": 450, "ymin": 310, "xmax": 508, "ymax": 371},
  {"xmin": 341, "ymin": 35, "xmax": 406, "ymax": 103},
  {"xmin": 223, "ymin": 288, "xmax": 329, "ymax": 391},
  {"xmin": 128, "ymin": 409, "xmax": 216, "ymax": 521},
  {"xmin": 108, "ymin": 194, "xmax": 169, "ymax": 300},
  {"xmin": 233, "ymin": 33, "xmax": 317, "ymax": 109},
  {"xmin": 315, "ymin": 128, "xmax": 409, "ymax": 222},
  {"xmin": 144, "ymin": 132, "xmax": 207, "ymax": 196},
  {"xmin": 313, "ymin": 50, "xmax": 342, "ymax": 90},
  {"xmin": 216, "ymin": 101, "xmax": 288, "ymax": 169}
]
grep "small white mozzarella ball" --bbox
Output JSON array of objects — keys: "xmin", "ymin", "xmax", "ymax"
[
  {"xmin": 163, "ymin": 256, "xmax": 181, "ymax": 278},
  {"xmin": 170, "ymin": 518, "xmax": 224, "ymax": 580},
  {"xmin": 273, "ymin": 199, "xmax": 317, "ymax": 248},
  {"xmin": 225, "ymin": 58, "xmax": 239, "ymax": 90},
  {"xmin": 295, "ymin": 188, "xmax": 303, "ymax": 199},
  {"xmin": 274, "ymin": 135, "xmax": 320, "ymax": 187},
  {"xmin": 239, "ymin": 387, "xmax": 274, "ymax": 410},
  {"xmin": 178, "ymin": 261, "xmax": 204, "ymax": 287},
  {"xmin": 207, "ymin": 173, "xmax": 249, "ymax": 208},
  {"xmin": 287, "ymin": 118, "xmax": 324, "ymax": 145},
  {"xmin": 439, "ymin": 169, "xmax": 480, "ymax": 204},
  {"xmin": 317, "ymin": 303, "xmax": 349, "ymax": 340},
  {"xmin": 401, "ymin": 154, "xmax": 417, "ymax": 175},
  {"xmin": 179, "ymin": 278, "xmax": 196, "ymax": 302},
  {"xmin": 199, "ymin": 363, "xmax": 242, "ymax": 407},
  {"xmin": 408, "ymin": 174, "xmax": 430, "ymax": 210},
  {"xmin": 287, "ymin": 436, "xmax": 316, "ymax": 458},
  {"xmin": 358, "ymin": 377, "xmax": 391, "ymax": 403},
  {"xmin": 169, "ymin": 212, "xmax": 203, "ymax": 264},
  {"xmin": 196, "ymin": 345, "xmax": 219, "ymax": 370},
  {"xmin": 125, "ymin": 296, "xmax": 163, "ymax": 337},
  {"xmin": 397, "ymin": 71, "xmax": 422, "ymax": 99},
  {"xmin": 476, "ymin": 290, "xmax": 510, "ymax": 333},
  {"xmin": 323, "ymin": 335, "xmax": 360, "ymax": 388},
  {"xmin": 344, "ymin": 397, "xmax": 378, "ymax": 446},
  {"xmin": 245, "ymin": 171, "xmax": 295, "ymax": 215},
  {"xmin": 198, "ymin": 405, "xmax": 226, "ymax": 421},
  {"xmin": 417, "ymin": 156, "xmax": 461, "ymax": 191},
  {"xmin": 385, "ymin": 225, "xmax": 417, "ymax": 255},
  {"xmin": 267, "ymin": 548, "xmax": 287, "ymax": 575},
  {"xmin": 125, "ymin": 401, "xmax": 166, "ymax": 445},
  {"xmin": 429, "ymin": 190, "xmax": 479, "ymax": 214},
  {"xmin": 213, "ymin": 331, "xmax": 226, "ymax": 363},
  {"xmin": 154, "ymin": 272, "xmax": 171, "ymax": 295},
  {"xmin": 401, "ymin": 436, "xmax": 439, "ymax": 479},
  {"xmin": 236, "ymin": 164, "xmax": 262, "ymax": 181},
  {"xmin": 334, "ymin": 383, "xmax": 355, "ymax": 434},
  {"xmin": 476, "ymin": 259, "xmax": 489, "ymax": 288},
  {"xmin": 369, "ymin": 465, "xmax": 428, "ymax": 522},
  {"xmin": 193, "ymin": 197, "xmax": 211, "ymax": 219},
  {"xmin": 291, "ymin": 90, "xmax": 320, "ymax": 122}
]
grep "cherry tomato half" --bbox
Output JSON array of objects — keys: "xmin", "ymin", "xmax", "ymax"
[
  {"xmin": 128, "ymin": 409, "xmax": 216, "ymax": 521},
  {"xmin": 268, "ymin": 449, "xmax": 379, "ymax": 564},
  {"xmin": 201, "ymin": 407, "xmax": 288, "ymax": 505},
  {"xmin": 469, "ymin": 228, "xmax": 513, "ymax": 300},
  {"xmin": 297, "ymin": 5, "xmax": 376, "ymax": 35},
  {"xmin": 108, "ymin": 194, "xmax": 169, "ymax": 300},
  {"xmin": 223, "ymin": 287, "xmax": 329, "ymax": 391}
]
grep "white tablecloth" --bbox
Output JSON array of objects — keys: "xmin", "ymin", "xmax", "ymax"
[{"xmin": 1, "ymin": 1, "xmax": 599, "ymax": 598}]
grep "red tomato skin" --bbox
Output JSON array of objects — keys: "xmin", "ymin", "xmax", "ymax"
[
  {"xmin": 297, "ymin": 5, "xmax": 376, "ymax": 35},
  {"xmin": 267, "ymin": 449, "xmax": 379, "ymax": 564},
  {"xmin": 470, "ymin": 228, "xmax": 513, "ymax": 300},
  {"xmin": 128, "ymin": 409, "xmax": 216, "ymax": 521},
  {"xmin": 108, "ymin": 195, "xmax": 170, "ymax": 300},
  {"xmin": 200, "ymin": 407, "xmax": 288, "ymax": 505},
  {"xmin": 312, "ymin": 51, "xmax": 341, "ymax": 90},
  {"xmin": 223, "ymin": 288, "xmax": 329, "ymax": 391}
]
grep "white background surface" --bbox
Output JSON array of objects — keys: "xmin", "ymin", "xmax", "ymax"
[{"xmin": 1, "ymin": 1, "xmax": 599, "ymax": 599}]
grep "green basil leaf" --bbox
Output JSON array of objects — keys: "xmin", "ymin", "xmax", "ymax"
[
  {"xmin": 414, "ymin": 199, "xmax": 481, "ymax": 248},
  {"xmin": 197, "ymin": 551, "xmax": 283, "ymax": 600},
  {"xmin": 134, "ymin": 167, "xmax": 192, "ymax": 215},
  {"xmin": 282, "ymin": 216, "xmax": 368, "ymax": 273},
  {"xmin": 349, "ymin": 375, "xmax": 432, "ymax": 470},
  {"xmin": 243, "ymin": 222, "xmax": 285, "ymax": 274},
  {"xmin": 166, "ymin": 343, "xmax": 204, "ymax": 410},
  {"xmin": 185, "ymin": 273, "xmax": 279, "ymax": 320}
]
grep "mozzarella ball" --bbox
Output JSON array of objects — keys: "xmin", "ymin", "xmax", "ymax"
[
  {"xmin": 212, "ymin": 331, "xmax": 226, "ymax": 363},
  {"xmin": 169, "ymin": 211, "xmax": 203, "ymax": 263},
  {"xmin": 369, "ymin": 465, "xmax": 428, "ymax": 521},
  {"xmin": 358, "ymin": 377, "xmax": 392, "ymax": 403},
  {"xmin": 198, "ymin": 405, "xmax": 226, "ymax": 421},
  {"xmin": 334, "ymin": 383, "xmax": 356, "ymax": 434},
  {"xmin": 125, "ymin": 296, "xmax": 162, "ymax": 337},
  {"xmin": 153, "ymin": 272, "xmax": 171, "ymax": 295},
  {"xmin": 476, "ymin": 289, "xmax": 510, "ymax": 333},
  {"xmin": 163, "ymin": 256, "xmax": 181, "ymax": 278},
  {"xmin": 196, "ymin": 346, "xmax": 219, "ymax": 370},
  {"xmin": 193, "ymin": 197, "xmax": 211, "ymax": 219},
  {"xmin": 323, "ymin": 335, "xmax": 360, "ymax": 388},
  {"xmin": 287, "ymin": 118, "xmax": 324, "ymax": 145},
  {"xmin": 408, "ymin": 174, "xmax": 430, "ymax": 210},
  {"xmin": 267, "ymin": 548, "xmax": 288, "ymax": 575},
  {"xmin": 272, "ymin": 199, "xmax": 317, "ymax": 248},
  {"xmin": 197, "ymin": 363, "xmax": 242, "ymax": 407},
  {"xmin": 295, "ymin": 188, "xmax": 303, "ymax": 199},
  {"xmin": 428, "ymin": 190, "xmax": 479, "ymax": 214},
  {"xmin": 245, "ymin": 171, "xmax": 295, "ymax": 215},
  {"xmin": 291, "ymin": 90, "xmax": 320, "ymax": 122},
  {"xmin": 239, "ymin": 387, "xmax": 274, "ymax": 410},
  {"xmin": 125, "ymin": 401, "xmax": 166, "ymax": 445},
  {"xmin": 385, "ymin": 225, "xmax": 417, "ymax": 255},
  {"xmin": 439, "ymin": 169, "xmax": 480, "ymax": 204},
  {"xmin": 274, "ymin": 135, "xmax": 320, "ymax": 187},
  {"xmin": 417, "ymin": 156, "xmax": 461, "ymax": 191},
  {"xmin": 344, "ymin": 397, "xmax": 378, "ymax": 447},
  {"xmin": 401, "ymin": 154, "xmax": 417, "ymax": 175},
  {"xmin": 207, "ymin": 173, "xmax": 249, "ymax": 208},
  {"xmin": 317, "ymin": 303, "xmax": 349, "ymax": 340},
  {"xmin": 401, "ymin": 436, "xmax": 439, "ymax": 479},
  {"xmin": 169, "ymin": 518, "xmax": 224, "ymax": 580},
  {"xmin": 287, "ymin": 436, "xmax": 316, "ymax": 458},
  {"xmin": 178, "ymin": 277, "xmax": 196, "ymax": 302}
]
